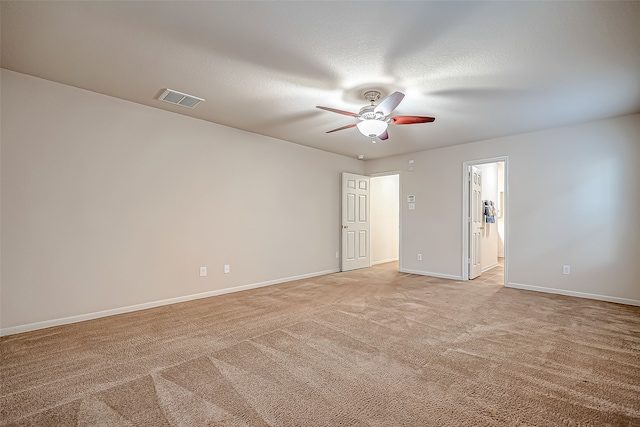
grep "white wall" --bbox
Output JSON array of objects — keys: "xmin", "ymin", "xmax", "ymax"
[
  {"xmin": 366, "ymin": 113, "xmax": 640, "ymax": 305},
  {"xmin": 370, "ymin": 174, "xmax": 399, "ymax": 264},
  {"xmin": 0, "ymin": 70, "xmax": 364, "ymax": 334}
]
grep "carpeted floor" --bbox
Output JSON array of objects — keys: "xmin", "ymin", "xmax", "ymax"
[{"xmin": 1, "ymin": 262, "xmax": 639, "ymax": 426}]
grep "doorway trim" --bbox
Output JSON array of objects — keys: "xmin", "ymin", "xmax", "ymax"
[{"xmin": 461, "ymin": 157, "xmax": 509, "ymax": 285}]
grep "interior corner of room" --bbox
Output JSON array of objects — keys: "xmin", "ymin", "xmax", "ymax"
[
  {"xmin": 2, "ymin": 69, "xmax": 640, "ymax": 336},
  {"xmin": 1, "ymin": 0, "xmax": 640, "ymax": 335},
  {"xmin": 2, "ymin": 3, "xmax": 640, "ymax": 425}
]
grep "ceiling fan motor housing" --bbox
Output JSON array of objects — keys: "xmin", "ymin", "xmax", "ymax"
[{"xmin": 358, "ymin": 105, "xmax": 386, "ymax": 121}]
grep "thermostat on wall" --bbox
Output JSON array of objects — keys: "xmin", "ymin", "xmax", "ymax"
[{"xmin": 407, "ymin": 195, "xmax": 416, "ymax": 203}]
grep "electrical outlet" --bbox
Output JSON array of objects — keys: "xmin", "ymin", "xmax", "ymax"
[
  {"xmin": 199, "ymin": 266, "xmax": 207, "ymax": 277},
  {"xmin": 417, "ymin": 253, "xmax": 422, "ymax": 261},
  {"xmin": 224, "ymin": 264, "xmax": 230, "ymax": 274},
  {"xmin": 562, "ymin": 265, "xmax": 571, "ymax": 275},
  {"xmin": 336, "ymin": 251, "xmax": 339, "ymax": 259}
]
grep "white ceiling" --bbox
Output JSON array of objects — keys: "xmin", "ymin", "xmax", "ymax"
[{"xmin": 2, "ymin": 1, "xmax": 639, "ymax": 160}]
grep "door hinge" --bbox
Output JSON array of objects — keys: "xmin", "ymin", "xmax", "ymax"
[{"xmin": 468, "ymin": 258, "xmax": 471, "ymax": 264}]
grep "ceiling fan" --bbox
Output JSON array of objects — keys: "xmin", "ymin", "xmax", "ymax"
[{"xmin": 316, "ymin": 90, "xmax": 435, "ymax": 142}]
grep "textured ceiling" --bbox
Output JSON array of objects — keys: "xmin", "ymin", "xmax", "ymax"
[{"xmin": 2, "ymin": 1, "xmax": 639, "ymax": 160}]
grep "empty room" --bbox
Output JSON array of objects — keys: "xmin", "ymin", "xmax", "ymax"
[{"xmin": 1, "ymin": 1, "xmax": 639, "ymax": 426}]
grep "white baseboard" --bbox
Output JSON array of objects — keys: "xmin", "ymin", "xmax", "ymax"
[
  {"xmin": 399, "ymin": 268, "xmax": 462, "ymax": 281},
  {"xmin": 506, "ymin": 282, "xmax": 640, "ymax": 307},
  {"xmin": 0, "ymin": 269, "xmax": 339, "ymax": 337},
  {"xmin": 371, "ymin": 258, "xmax": 399, "ymax": 266},
  {"xmin": 482, "ymin": 262, "xmax": 499, "ymax": 272}
]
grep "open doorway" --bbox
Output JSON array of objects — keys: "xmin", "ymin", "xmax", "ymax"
[
  {"xmin": 370, "ymin": 173, "xmax": 400, "ymax": 269},
  {"xmin": 462, "ymin": 158, "xmax": 508, "ymax": 285}
]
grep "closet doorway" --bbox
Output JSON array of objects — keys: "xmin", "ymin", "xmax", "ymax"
[
  {"xmin": 370, "ymin": 173, "xmax": 400, "ymax": 269},
  {"xmin": 462, "ymin": 158, "xmax": 508, "ymax": 285}
]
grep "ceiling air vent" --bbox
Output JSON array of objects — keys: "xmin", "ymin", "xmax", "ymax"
[{"xmin": 157, "ymin": 89, "xmax": 205, "ymax": 108}]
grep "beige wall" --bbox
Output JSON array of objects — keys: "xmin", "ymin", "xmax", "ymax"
[
  {"xmin": 0, "ymin": 70, "xmax": 364, "ymax": 333},
  {"xmin": 366, "ymin": 113, "xmax": 640, "ymax": 304}
]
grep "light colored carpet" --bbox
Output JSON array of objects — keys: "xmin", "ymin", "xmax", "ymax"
[{"xmin": 1, "ymin": 263, "xmax": 639, "ymax": 426}]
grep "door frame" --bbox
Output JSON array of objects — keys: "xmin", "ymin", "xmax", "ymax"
[{"xmin": 461, "ymin": 157, "xmax": 509, "ymax": 284}]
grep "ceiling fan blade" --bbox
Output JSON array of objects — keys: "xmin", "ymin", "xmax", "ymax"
[
  {"xmin": 326, "ymin": 123, "xmax": 357, "ymax": 133},
  {"xmin": 390, "ymin": 115, "xmax": 436, "ymax": 125},
  {"xmin": 316, "ymin": 106, "xmax": 360, "ymax": 117},
  {"xmin": 378, "ymin": 130, "xmax": 389, "ymax": 140},
  {"xmin": 374, "ymin": 91, "xmax": 405, "ymax": 116}
]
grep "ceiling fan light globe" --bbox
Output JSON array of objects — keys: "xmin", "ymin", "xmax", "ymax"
[{"xmin": 356, "ymin": 119, "xmax": 388, "ymax": 137}]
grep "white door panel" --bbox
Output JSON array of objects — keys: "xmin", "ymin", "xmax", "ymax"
[
  {"xmin": 342, "ymin": 172, "xmax": 370, "ymax": 271},
  {"xmin": 469, "ymin": 166, "xmax": 483, "ymax": 279}
]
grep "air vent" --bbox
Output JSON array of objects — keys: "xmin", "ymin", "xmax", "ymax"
[{"xmin": 157, "ymin": 89, "xmax": 204, "ymax": 108}]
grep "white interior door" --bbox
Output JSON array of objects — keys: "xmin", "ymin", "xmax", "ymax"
[
  {"xmin": 469, "ymin": 166, "xmax": 483, "ymax": 279},
  {"xmin": 341, "ymin": 172, "xmax": 370, "ymax": 271}
]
